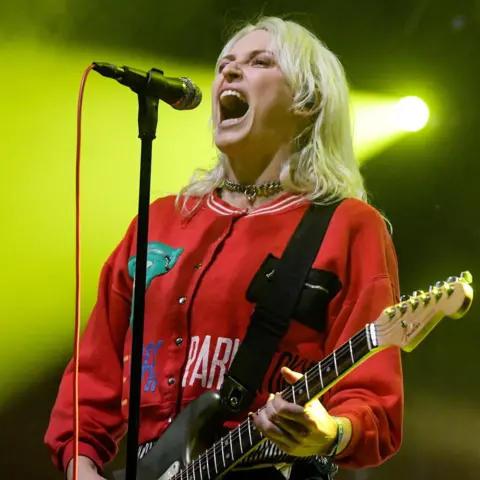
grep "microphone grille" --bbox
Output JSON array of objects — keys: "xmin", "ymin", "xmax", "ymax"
[{"xmin": 176, "ymin": 77, "xmax": 203, "ymax": 110}]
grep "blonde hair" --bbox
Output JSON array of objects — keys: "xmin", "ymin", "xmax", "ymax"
[{"xmin": 177, "ymin": 16, "xmax": 367, "ymax": 211}]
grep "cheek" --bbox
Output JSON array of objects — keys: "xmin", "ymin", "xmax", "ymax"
[{"xmin": 256, "ymin": 78, "xmax": 293, "ymax": 115}]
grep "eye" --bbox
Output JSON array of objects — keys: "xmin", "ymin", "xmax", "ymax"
[
  {"xmin": 218, "ymin": 62, "xmax": 228, "ymax": 73},
  {"xmin": 252, "ymin": 58, "xmax": 268, "ymax": 67},
  {"xmin": 252, "ymin": 56, "xmax": 273, "ymax": 67}
]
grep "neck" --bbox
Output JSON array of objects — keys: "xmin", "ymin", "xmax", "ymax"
[{"xmin": 221, "ymin": 145, "xmax": 291, "ymax": 210}]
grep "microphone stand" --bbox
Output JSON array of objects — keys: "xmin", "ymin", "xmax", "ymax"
[{"xmin": 124, "ymin": 93, "xmax": 159, "ymax": 480}]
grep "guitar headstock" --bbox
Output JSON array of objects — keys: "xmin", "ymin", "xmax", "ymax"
[{"xmin": 374, "ymin": 272, "xmax": 473, "ymax": 352}]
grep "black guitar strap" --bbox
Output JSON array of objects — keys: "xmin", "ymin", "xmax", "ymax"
[{"xmin": 220, "ymin": 200, "xmax": 343, "ymax": 413}]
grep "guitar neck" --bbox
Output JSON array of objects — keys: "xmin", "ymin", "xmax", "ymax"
[
  {"xmin": 178, "ymin": 325, "xmax": 378, "ymax": 480},
  {"xmin": 282, "ymin": 325, "xmax": 377, "ymax": 406}
]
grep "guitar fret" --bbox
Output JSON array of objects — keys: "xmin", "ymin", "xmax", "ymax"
[
  {"xmin": 213, "ymin": 443, "xmax": 218, "ymax": 474},
  {"xmin": 238, "ymin": 426, "xmax": 244, "ymax": 454},
  {"xmin": 292, "ymin": 384, "xmax": 296, "ymax": 404},
  {"xmin": 229, "ymin": 430, "xmax": 234, "ymax": 460},
  {"xmin": 304, "ymin": 371, "xmax": 310, "ymax": 400},
  {"xmin": 333, "ymin": 350, "xmax": 338, "ymax": 376},
  {"xmin": 349, "ymin": 339, "xmax": 354, "ymax": 363},
  {"xmin": 221, "ymin": 438, "xmax": 226, "ymax": 467},
  {"xmin": 198, "ymin": 454, "xmax": 203, "ymax": 480},
  {"xmin": 247, "ymin": 419, "xmax": 253, "ymax": 445},
  {"xmin": 206, "ymin": 451, "xmax": 211, "ymax": 480},
  {"xmin": 192, "ymin": 462, "xmax": 196, "ymax": 480},
  {"xmin": 318, "ymin": 362, "xmax": 324, "ymax": 389}
]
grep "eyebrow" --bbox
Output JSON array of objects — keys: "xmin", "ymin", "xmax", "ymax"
[{"xmin": 220, "ymin": 49, "xmax": 273, "ymax": 62}]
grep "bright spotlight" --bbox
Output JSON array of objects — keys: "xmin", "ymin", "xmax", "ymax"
[{"xmin": 395, "ymin": 96, "xmax": 429, "ymax": 132}]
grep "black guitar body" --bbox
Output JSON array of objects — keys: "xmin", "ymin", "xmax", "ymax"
[{"xmin": 108, "ymin": 391, "xmax": 228, "ymax": 480}]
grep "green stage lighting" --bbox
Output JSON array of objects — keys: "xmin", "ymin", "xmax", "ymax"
[{"xmin": 395, "ymin": 96, "xmax": 429, "ymax": 132}]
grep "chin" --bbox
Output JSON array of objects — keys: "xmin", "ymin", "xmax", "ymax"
[{"xmin": 214, "ymin": 115, "xmax": 253, "ymax": 155}]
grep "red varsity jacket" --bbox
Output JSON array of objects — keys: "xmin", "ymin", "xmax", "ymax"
[{"xmin": 44, "ymin": 192, "xmax": 404, "ymax": 473}]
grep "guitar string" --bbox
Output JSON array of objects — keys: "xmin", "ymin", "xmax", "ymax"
[
  {"xmin": 176, "ymin": 322, "xmax": 404, "ymax": 479},
  {"xmin": 174, "ymin": 326, "xmax": 380, "ymax": 479},
  {"xmin": 177, "ymin": 310, "xmax": 434, "ymax": 479},
  {"xmin": 177, "ymin": 296, "xmax": 443, "ymax": 478}
]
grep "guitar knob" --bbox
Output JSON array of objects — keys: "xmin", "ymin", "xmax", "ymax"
[
  {"xmin": 460, "ymin": 271, "xmax": 473, "ymax": 284},
  {"xmin": 400, "ymin": 294, "xmax": 411, "ymax": 302}
]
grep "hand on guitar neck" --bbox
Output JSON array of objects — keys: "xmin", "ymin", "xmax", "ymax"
[
  {"xmin": 251, "ymin": 366, "xmax": 352, "ymax": 457},
  {"xmin": 66, "ymin": 456, "xmax": 104, "ymax": 480}
]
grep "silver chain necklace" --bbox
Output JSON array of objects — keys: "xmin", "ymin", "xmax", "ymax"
[{"xmin": 221, "ymin": 179, "xmax": 283, "ymax": 203}]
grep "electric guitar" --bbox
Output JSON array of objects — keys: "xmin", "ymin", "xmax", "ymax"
[{"xmin": 109, "ymin": 272, "xmax": 474, "ymax": 480}]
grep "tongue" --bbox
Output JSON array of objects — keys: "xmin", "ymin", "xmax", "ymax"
[{"xmin": 221, "ymin": 95, "xmax": 249, "ymax": 120}]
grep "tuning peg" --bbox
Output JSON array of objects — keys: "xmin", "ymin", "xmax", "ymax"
[
  {"xmin": 447, "ymin": 276, "xmax": 459, "ymax": 283},
  {"xmin": 435, "ymin": 281, "xmax": 446, "ymax": 288},
  {"xmin": 385, "ymin": 307, "xmax": 396, "ymax": 318},
  {"xmin": 420, "ymin": 293, "xmax": 431, "ymax": 304},
  {"xmin": 412, "ymin": 290, "xmax": 425, "ymax": 297},
  {"xmin": 400, "ymin": 294, "xmax": 411, "ymax": 302},
  {"xmin": 409, "ymin": 298, "xmax": 420, "ymax": 310},
  {"xmin": 460, "ymin": 271, "xmax": 473, "ymax": 284},
  {"xmin": 431, "ymin": 287, "xmax": 442, "ymax": 300},
  {"xmin": 399, "ymin": 303, "xmax": 408, "ymax": 314},
  {"xmin": 445, "ymin": 284, "xmax": 455, "ymax": 296}
]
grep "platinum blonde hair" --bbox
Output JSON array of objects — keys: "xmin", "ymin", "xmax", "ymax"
[{"xmin": 177, "ymin": 16, "xmax": 367, "ymax": 210}]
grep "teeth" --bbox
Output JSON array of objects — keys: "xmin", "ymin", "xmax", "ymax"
[{"xmin": 220, "ymin": 89, "xmax": 247, "ymax": 103}]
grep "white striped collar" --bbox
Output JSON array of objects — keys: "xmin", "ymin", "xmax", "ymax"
[{"xmin": 207, "ymin": 191, "xmax": 308, "ymax": 217}]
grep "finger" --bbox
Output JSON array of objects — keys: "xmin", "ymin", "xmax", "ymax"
[
  {"xmin": 281, "ymin": 366, "xmax": 303, "ymax": 384},
  {"xmin": 253, "ymin": 407, "xmax": 293, "ymax": 442},
  {"xmin": 271, "ymin": 393, "xmax": 316, "ymax": 429},
  {"xmin": 275, "ymin": 417, "xmax": 310, "ymax": 439},
  {"xmin": 265, "ymin": 399, "xmax": 309, "ymax": 443}
]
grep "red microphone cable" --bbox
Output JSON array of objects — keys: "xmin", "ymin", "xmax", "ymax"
[{"xmin": 73, "ymin": 63, "xmax": 95, "ymax": 480}]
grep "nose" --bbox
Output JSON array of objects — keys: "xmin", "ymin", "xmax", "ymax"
[{"xmin": 222, "ymin": 61, "xmax": 242, "ymax": 82}]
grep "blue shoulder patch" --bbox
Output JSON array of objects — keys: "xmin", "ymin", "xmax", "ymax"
[{"xmin": 128, "ymin": 242, "xmax": 184, "ymax": 326}]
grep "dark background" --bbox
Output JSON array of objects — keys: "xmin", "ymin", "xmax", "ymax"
[{"xmin": 0, "ymin": 0, "xmax": 479, "ymax": 478}]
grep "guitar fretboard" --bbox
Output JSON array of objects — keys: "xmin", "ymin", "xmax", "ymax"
[{"xmin": 174, "ymin": 326, "xmax": 375, "ymax": 480}]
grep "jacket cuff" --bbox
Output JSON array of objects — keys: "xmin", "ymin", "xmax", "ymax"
[
  {"xmin": 326, "ymin": 408, "xmax": 363, "ymax": 462},
  {"xmin": 61, "ymin": 440, "xmax": 103, "ymax": 473}
]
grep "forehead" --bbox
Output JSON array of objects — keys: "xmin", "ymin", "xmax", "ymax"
[{"xmin": 227, "ymin": 29, "xmax": 272, "ymax": 56}]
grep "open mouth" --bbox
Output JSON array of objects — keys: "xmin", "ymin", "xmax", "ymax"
[{"xmin": 219, "ymin": 90, "xmax": 249, "ymax": 125}]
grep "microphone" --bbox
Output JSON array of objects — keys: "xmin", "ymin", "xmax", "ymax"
[{"xmin": 92, "ymin": 62, "xmax": 202, "ymax": 110}]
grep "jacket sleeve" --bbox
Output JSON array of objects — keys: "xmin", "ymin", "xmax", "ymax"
[
  {"xmin": 323, "ymin": 205, "xmax": 404, "ymax": 469},
  {"xmin": 44, "ymin": 223, "xmax": 135, "ymax": 472}
]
